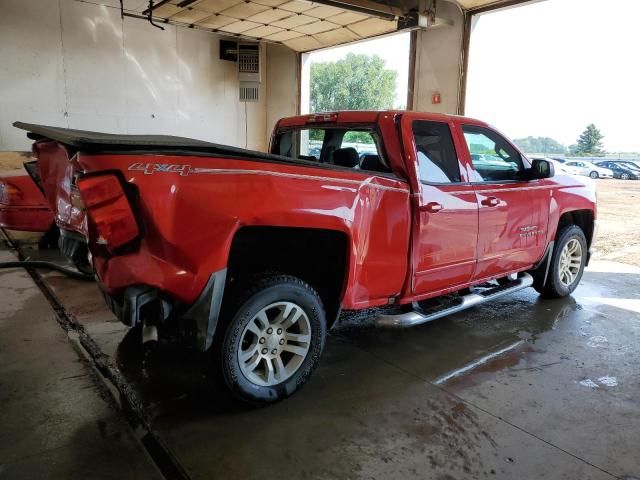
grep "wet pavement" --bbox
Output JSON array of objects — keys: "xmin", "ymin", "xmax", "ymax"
[
  {"xmin": 2, "ymin": 239, "xmax": 640, "ymax": 479},
  {"xmin": 0, "ymin": 250, "xmax": 162, "ymax": 480}
]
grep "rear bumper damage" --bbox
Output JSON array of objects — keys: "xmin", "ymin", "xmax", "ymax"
[{"xmin": 101, "ymin": 268, "xmax": 227, "ymax": 352}]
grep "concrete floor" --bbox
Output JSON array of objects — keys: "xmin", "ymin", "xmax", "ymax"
[
  {"xmin": 0, "ymin": 250, "xmax": 162, "ymax": 479},
  {"xmin": 2, "ymin": 241, "xmax": 639, "ymax": 479}
]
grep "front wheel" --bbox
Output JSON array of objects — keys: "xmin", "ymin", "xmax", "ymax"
[
  {"xmin": 621, "ymin": 173, "xmax": 630, "ymax": 180},
  {"xmin": 589, "ymin": 171, "xmax": 599, "ymax": 179},
  {"xmin": 538, "ymin": 225, "xmax": 587, "ymax": 298},
  {"xmin": 221, "ymin": 274, "xmax": 326, "ymax": 405}
]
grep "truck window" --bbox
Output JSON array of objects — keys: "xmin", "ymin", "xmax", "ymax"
[
  {"xmin": 412, "ymin": 121, "xmax": 461, "ymax": 184},
  {"xmin": 272, "ymin": 127, "xmax": 390, "ymax": 173},
  {"xmin": 462, "ymin": 126, "xmax": 524, "ymax": 182}
]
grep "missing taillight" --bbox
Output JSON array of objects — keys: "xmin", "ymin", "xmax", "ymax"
[
  {"xmin": 76, "ymin": 174, "xmax": 140, "ymax": 253},
  {"xmin": 70, "ymin": 183, "xmax": 84, "ymax": 210}
]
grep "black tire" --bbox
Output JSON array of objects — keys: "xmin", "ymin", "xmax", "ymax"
[
  {"xmin": 589, "ymin": 171, "xmax": 599, "ymax": 179},
  {"xmin": 621, "ymin": 173, "xmax": 630, "ymax": 180},
  {"xmin": 220, "ymin": 274, "xmax": 326, "ymax": 405},
  {"xmin": 539, "ymin": 225, "xmax": 587, "ymax": 298}
]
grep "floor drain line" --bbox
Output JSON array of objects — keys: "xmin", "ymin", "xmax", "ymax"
[{"xmin": 1, "ymin": 229, "xmax": 191, "ymax": 480}]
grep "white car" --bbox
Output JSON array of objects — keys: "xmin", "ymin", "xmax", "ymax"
[
  {"xmin": 531, "ymin": 157, "xmax": 580, "ymax": 176},
  {"xmin": 551, "ymin": 160, "xmax": 579, "ymax": 175},
  {"xmin": 563, "ymin": 160, "xmax": 613, "ymax": 179}
]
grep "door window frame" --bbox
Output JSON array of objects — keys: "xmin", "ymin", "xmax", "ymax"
[
  {"xmin": 412, "ymin": 119, "xmax": 465, "ymax": 186},
  {"xmin": 460, "ymin": 124, "xmax": 531, "ymax": 185},
  {"xmin": 400, "ymin": 113, "xmax": 474, "ymax": 193}
]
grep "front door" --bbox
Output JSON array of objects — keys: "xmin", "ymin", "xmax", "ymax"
[
  {"xmin": 459, "ymin": 124, "xmax": 550, "ymax": 281},
  {"xmin": 402, "ymin": 115, "xmax": 479, "ymax": 296}
]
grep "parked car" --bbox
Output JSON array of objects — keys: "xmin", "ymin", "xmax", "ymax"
[
  {"xmin": 563, "ymin": 160, "xmax": 613, "ymax": 179},
  {"xmin": 0, "ymin": 167, "xmax": 53, "ymax": 232},
  {"xmin": 595, "ymin": 161, "xmax": 639, "ymax": 180},
  {"xmin": 602, "ymin": 160, "xmax": 640, "ymax": 174},
  {"xmin": 14, "ymin": 112, "xmax": 597, "ymax": 404},
  {"xmin": 605, "ymin": 160, "xmax": 640, "ymax": 170}
]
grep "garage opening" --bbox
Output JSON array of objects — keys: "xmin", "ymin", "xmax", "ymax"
[
  {"xmin": 465, "ymin": 0, "xmax": 640, "ymax": 267},
  {"xmin": 300, "ymin": 32, "xmax": 411, "ymax": 115},
  {"xmin": 465, "ymin": 0, "xmax": 640, "ymax": 159}
]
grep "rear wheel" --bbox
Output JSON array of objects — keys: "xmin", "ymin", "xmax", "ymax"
[
  {"xmin": 539, "ymin": 225, "xmax": 587, "ymax": 298},
  {"xmin": 589, "ymin": 171, "xmax": 599, "ymax": 179},
  {"xmin": 221, "ymin": 274, "xmax": 326, "ymax": 404}
]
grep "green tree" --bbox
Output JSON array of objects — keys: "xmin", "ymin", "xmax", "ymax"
[
  {"xmin": 573, "ymin": 124, "xmax": 605, "ymax": 156},
  {"xmin": 513, "ymin": 136, "xmax": 567, "ymax": 154},
  {"xmin": 310, "ymin": 53, "xmax": 398, "ymax": 114}
]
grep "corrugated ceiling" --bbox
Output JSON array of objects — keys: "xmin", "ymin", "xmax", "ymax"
[
  {"xmin": 111, "ymin": 0, "xmax": 531, "ymax": 52},
  {"xmin": 454, "ymin": 0, "xmax": 512, "ymax": 10},
  {"xmin": 142, "ymin": 0, "xmax": 398, "ymax": 52}
]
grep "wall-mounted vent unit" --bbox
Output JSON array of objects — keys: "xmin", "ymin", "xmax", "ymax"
[
  {"xmin": 240, "ymin": 84, "xmax": 259, "ymax": 102},
  {"xmin": 238, "ymin": 44, "xmax": 260, "ymax": 81},
  {"xmin": 238, "ymin": 43, "xmax": 260, "ymax": 102},
  {"xmin": 220, "ymin": 40, "xmax": 238, "ymax": 62}
]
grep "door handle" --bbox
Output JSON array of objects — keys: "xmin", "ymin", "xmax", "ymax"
[
  {"xmin": 424, "ymin": 202, "xmax": 443, "ymax": 213},
  {"xmin": 481, "ymin": 196, "xmax": 500, "ymax": 207}
]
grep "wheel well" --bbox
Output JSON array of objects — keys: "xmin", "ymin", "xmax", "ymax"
[
  {"xmin": 226, "ymin": 226, "xmax": 349, "ymax": 326},
  {"xmin": 557, "ymin": 210, "xmax": 595, "ymax": 248}
]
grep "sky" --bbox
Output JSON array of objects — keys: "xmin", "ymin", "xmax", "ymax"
[
  {"xmin": 306, "ymin": 0, "xmax": 639, "ymax": 153},
  {"xmin": 466, "ymin": 0, "xmax": 640, "ymax": 153},
  {"xmin": 307, "ymin": 32, "xmax": 411, "ymax": 109}
]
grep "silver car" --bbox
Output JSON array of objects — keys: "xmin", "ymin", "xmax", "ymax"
[{"xmin": 563, "ymin": 160, "xmax": 613, "ymax": 179}]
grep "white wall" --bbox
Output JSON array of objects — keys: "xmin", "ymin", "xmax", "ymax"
[
  {"xmin": 411, "ymin": 0, "xmax": 465, "ymax": 114},
  {"xmin": 0, "ymin": 0, "xmax": 298, "ymax": 152},
  {"xmin": 266, "ymin": 43, "xmax": 299, "ymax": 143}
]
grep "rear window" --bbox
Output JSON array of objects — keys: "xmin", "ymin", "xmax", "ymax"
[{"xmin": 272, "ymin": 127, "xmax": 390, "ymax": 173}]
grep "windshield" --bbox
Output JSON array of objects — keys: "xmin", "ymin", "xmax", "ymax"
[{"xmin": 271, "ymin": 127, "xmax": 390, "ymax": 173}]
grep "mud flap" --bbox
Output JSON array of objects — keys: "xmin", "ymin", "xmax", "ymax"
[
  {"xmin": 182, "ymin": 269, "xmax": 227, "ymax": 352},
  {"xmin": 531, "ymin": 241, "xmax": 554, "ymax": 291}
]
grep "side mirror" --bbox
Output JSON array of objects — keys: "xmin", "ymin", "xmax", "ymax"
[{"xmin": 529, "ymin": 159, "xmax": 555, "ymax": 180}]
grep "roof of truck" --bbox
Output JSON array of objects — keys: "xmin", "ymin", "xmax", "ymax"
[{"xmin": 276, "ymin": 110, "xmax": 488, "ymax": 129}]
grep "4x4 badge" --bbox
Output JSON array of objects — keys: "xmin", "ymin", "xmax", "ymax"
[{"xmin": 128, "ymin": 163, "xmax": 192, "ymax": 176}]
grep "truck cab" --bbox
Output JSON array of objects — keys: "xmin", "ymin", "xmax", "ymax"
[{"xmin": 270, "ymin": 111, "xmax": 595, "ymax": 307}]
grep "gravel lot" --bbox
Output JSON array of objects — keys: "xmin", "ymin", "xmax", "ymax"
[{"xmin": 592, "ymin": 179, "xmax": 640, "ymax": 266}]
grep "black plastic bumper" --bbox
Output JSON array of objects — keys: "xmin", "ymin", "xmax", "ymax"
[
  {"xmin": 101, "ymin": 284, "xmax": 170, "ymax": 328},
  {"xmin": 101, "ymin": 268, "xmax": 226, "ymax": 352}
]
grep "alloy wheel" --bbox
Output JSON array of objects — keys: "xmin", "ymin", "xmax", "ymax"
[
  {"xmin": 558, "ymin": 239, "xmax": 583, "ymax": 287},
  {"xmin": 238, "ymin": 302, "xmax": 311, "ymax": 386}
]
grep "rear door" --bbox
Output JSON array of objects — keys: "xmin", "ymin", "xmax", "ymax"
[
  {"xmin": 401, "ymin": 114, "xmax": 479, "ymax": 296},
  {"xmin": 459, "ymin": 124, "xmax": 551, "ymax": 281}
]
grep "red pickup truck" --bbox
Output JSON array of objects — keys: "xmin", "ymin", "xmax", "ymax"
[{"xmin": 15, "ymin": 111, "xmax": 596, "ymax": 404}]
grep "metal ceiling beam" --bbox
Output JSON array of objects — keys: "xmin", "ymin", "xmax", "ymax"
[
  {"xmin": 466, "ymin": 0, "xmax": 542, "ymax": 14},
  {"xmin": 310, "ymin": 0, "xmax": 405, "ymax": 20}
]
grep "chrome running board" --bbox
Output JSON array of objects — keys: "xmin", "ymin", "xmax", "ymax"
[{"xmin": 376, "ymin": 273, "xmax": 534, "ymax": 328}]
